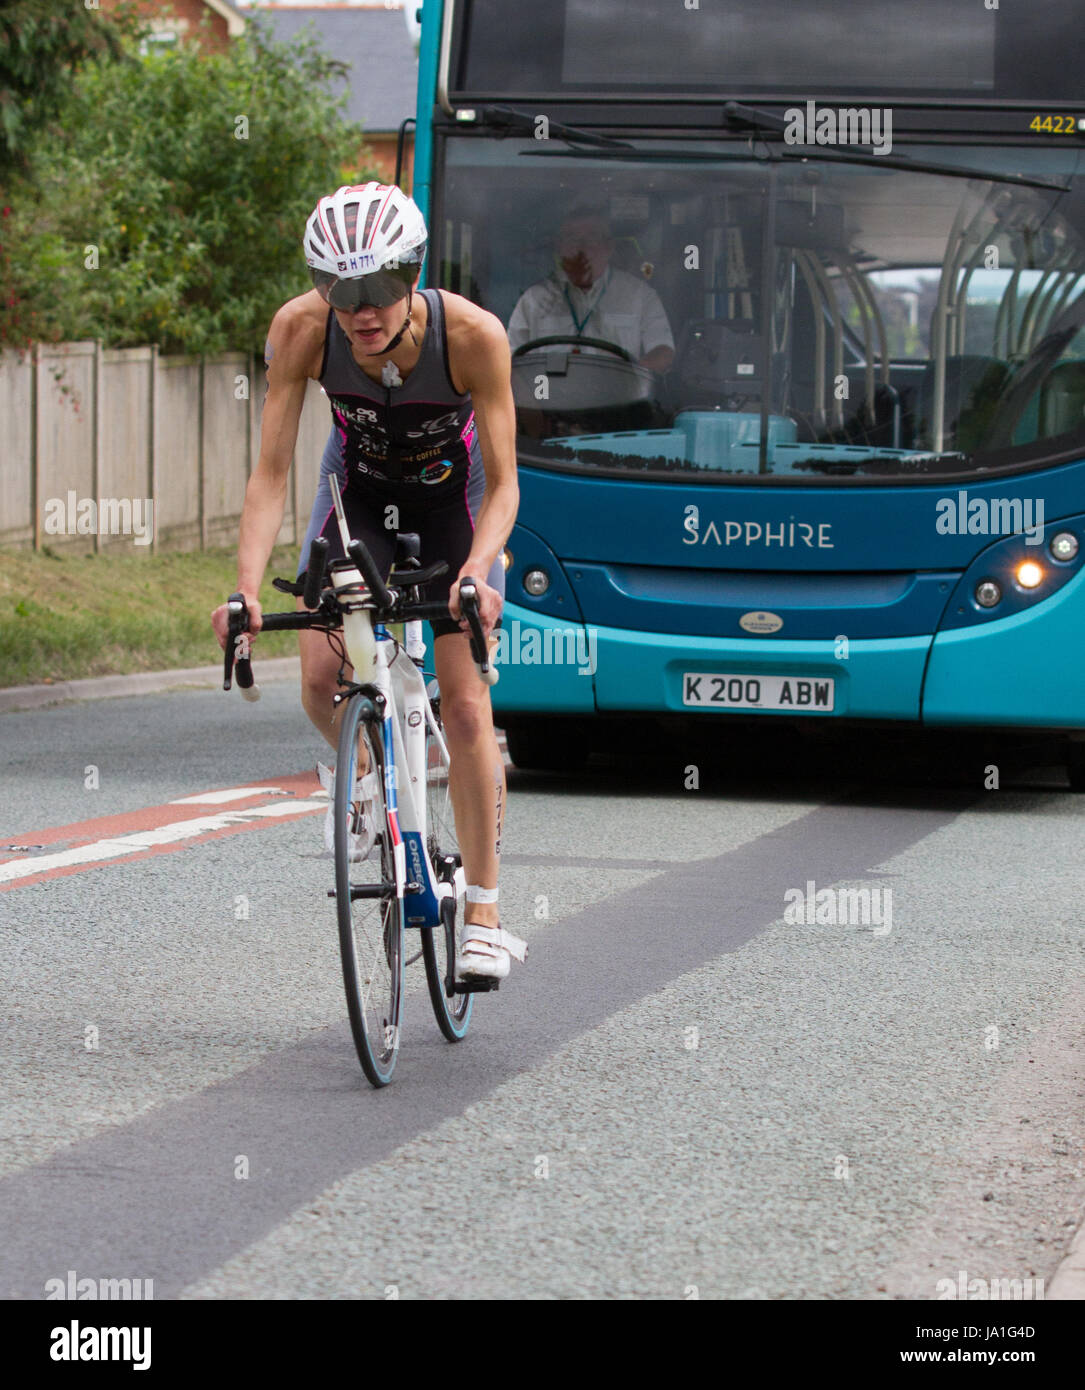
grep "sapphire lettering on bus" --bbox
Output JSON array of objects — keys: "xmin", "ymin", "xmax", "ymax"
[{"xmin": 683, "ymin": 511, "xmax": 833, "ymax": 549}]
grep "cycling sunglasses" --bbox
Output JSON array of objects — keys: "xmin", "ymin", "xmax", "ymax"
[{"xmin": 310, "ymin": 264, "xmax": 416, "ymax": 311}]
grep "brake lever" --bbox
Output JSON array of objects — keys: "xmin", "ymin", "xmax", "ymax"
[
  {"xmin": 458, "ymin": 578, "xmax": 498, "ymax": 686},
  {"xmin": 224, "ymin": 593, "xmax": 261, "ymax": 702}
]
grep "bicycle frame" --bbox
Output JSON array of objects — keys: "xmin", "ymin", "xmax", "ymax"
[
  {"xmin": 371, "ymin": 618, "xmax": 465, "ymax": 931},
  {"xmin": 223, "ymin": 518, "xmax": 493, "ymax": 1082}
]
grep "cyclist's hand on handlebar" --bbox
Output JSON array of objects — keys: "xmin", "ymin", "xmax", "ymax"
[
  {"xmin": 211, "ymin": 592, "xmax": 262, "ymax": 650},
  {"xmin": 449, "ymin": 571, "xmax": 501, "ymax": 639}
]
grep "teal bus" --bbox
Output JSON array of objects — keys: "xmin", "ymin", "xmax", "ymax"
[{"xmin": 407, "ymin": 0, "xmax": 1085, "ymax": 781}]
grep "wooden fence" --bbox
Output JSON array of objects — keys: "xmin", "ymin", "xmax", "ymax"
[{"xmin": 0, "ymin": 341, "xmax": 331, "ymax": 552}]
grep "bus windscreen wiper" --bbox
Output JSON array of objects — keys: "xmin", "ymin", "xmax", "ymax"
[
  {"xmin": 521, "ymin": 140, "xmax": 1070, "ymax": 193},
  {"xmin": 476, "ymin": 105, "xmax": 633, "ymax": 151},
  {"xmin": 723, "ymin": 100, "xmax": 1071, "ymax": 194}
]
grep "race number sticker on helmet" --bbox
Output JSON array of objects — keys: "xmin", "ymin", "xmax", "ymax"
[{"xmin": 304, "ymin": 184, "xmax": 428, "ymax": 280}]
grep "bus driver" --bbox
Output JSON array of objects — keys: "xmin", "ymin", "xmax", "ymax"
[{"xmin": 507, "ymin": 208, "xmax": 675, "ymax": 372}]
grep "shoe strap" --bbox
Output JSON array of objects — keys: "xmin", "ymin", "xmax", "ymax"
[{"xmin": 460, "ymin": 921, "xmax": 528, "ymax": 963}]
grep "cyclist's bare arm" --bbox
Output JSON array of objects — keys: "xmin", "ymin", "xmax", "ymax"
[
  {"xmin": 444, "ymin": 294, "xmax": 519, "ymax": 635},
  {"xmin": 212, "ymin": 293, "xmax": 324, "ymax": 648}
]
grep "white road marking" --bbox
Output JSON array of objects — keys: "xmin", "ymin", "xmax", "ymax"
[
  {"xmin": 0, "ymin": 800, "xmax": 325, "ymax": 884},
  {"xmin": 169, "ymin": 787, "xmax": 289, "ymax": 805}
]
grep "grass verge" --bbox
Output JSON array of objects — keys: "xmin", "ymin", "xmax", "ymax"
[{"xmin": 0, "ymin": 543, "xmax": 303, "ymax": 688}]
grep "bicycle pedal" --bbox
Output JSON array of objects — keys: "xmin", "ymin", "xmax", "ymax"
[{"xmin": 452, "ymin": 978, "xmax": 500, "ymax": 994}]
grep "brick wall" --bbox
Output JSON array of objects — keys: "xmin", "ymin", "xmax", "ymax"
[{"xmin": 99, "ymin": 0, "xmax": 232, "ymax": 54}]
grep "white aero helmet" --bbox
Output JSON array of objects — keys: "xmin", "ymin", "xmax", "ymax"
[{"xmin": 304, "ymin": 183, "xmax": 427, "ymax": 310}]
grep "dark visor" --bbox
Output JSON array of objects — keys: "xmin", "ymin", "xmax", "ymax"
[{"xmin": 310, "ymin": 263, "xmax": 416, "ymax": 310}]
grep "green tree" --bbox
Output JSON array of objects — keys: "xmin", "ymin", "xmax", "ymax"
[
  {"xmin": 2, "ymin": 15, "xmax": 380, "ymax": 353},
  {"xmin": 0, "ymin": 0, "xmax": 121, "ymax": 171}
]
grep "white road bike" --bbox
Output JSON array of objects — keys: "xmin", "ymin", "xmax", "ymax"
[{"xmin": 224, "ymin": 477, "xmax": 498, "ymax": 1087}]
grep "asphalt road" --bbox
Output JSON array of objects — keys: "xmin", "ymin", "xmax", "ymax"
[{"xmin": 1, "ymin": 681, "xmax": 1083, "ymax": 1300}]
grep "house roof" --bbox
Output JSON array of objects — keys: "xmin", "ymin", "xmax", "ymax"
[
  {"xmin": 202, "ymin": 0, "xmax": 247, "ymax": 37},
  {"xmin": 246, "ymin": 6, "xmax": 419, "ymax": 132}
]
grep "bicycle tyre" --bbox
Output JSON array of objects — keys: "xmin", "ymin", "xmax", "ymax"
[
  {"xmin": 420, "ymin": 692, "xmax": 473, "ymax": 1041},
  {"xmin": 335, "ymin": 693, "xmax": 404, "ymax": 1087}
]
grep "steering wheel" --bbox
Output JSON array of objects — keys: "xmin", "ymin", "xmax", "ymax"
[{"xmin": 512, "ymin": 335, "xmax": 636, "ymax": 364}]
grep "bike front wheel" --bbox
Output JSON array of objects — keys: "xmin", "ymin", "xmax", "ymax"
[
  {"xmin": 335, "ymin": 693, "xmax": 404, "ymax": 1087},
  {"xmin": 421, "ymin": 692, "xmax": 472, "ymax": 1041}
]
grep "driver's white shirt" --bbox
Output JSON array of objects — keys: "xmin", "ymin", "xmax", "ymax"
[{"xmin": 507, "ymin": 267, "xmax": 674, "ymax": 361}]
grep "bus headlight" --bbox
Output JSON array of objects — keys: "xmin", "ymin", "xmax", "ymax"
[
  {"xmin": 502, "ymin": 547, "xmax": 513, "ymax": 571},
  {"xmin": 975, "ymin": 580, "xmax": 1001, "ymax": 608},
  {"xmin": 523, "ymin": 568, "xmax": 550, "ymax": 596},
  {"xmin": 1015, "ymin": 561, "xmax": 1044, "ymax": 589},
  {"xmin": 1050, "ymin": 531, "xmax": 1079, "ymax": 562}
]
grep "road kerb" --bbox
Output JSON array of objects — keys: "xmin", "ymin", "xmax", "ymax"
[
  {"xmin": 1048, "ymin": 1212, "xmax": 1085, "ymax": 1299},
  {"xmin": 0, "ymin": 658, "xmax": 302, "ymax": 714}
]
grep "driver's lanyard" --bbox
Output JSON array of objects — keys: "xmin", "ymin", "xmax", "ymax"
[{"xmin": 562, "ymin": 270, "xmax": 610, "ymax": 338}]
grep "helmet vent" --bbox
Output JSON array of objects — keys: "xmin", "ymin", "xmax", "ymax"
[
  {"xmin": 323, "ymin": 205, "xmax": 344, "ymax": 255},
  {"xmin": 361, "ymin": 199, "xmax": 380, "ymax": 248}
]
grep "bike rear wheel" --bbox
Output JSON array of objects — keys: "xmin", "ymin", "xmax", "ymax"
[
  {"xmin": 335, "ymin": 693, "xmax": 404, "ymax": 1087},
  {"xmin": 421, "ymin": 689, "xmax": 472, "ymax": 1041}
]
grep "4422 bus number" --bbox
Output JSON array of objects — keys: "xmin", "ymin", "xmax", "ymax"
[{"xmin": 1028, "ymin": 114, "xmax": 1082, "ymax": 135}]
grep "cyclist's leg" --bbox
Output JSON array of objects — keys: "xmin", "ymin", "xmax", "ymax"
[
  {"xmin": 297, "ymin": 433, "xmax": 348, "ymax": 747},
  {"xmin": 296, "ymin": 449, "xmax": 396, "ymax": 747},
  {"xmin": 432, "ymin": 629, "xmax": 505, "ymax": 931},
  {"xmin": 416, "ymin": 486, "xmax": 507, "ymax": 936},
  {"xmin": 298, "ymin": 603, "xmax": 343, "ymax": 751}
]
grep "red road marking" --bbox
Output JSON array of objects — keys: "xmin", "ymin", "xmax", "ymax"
[{"xmin": 1, "ymin": 772, "xmax": 325, "ymax": 892}]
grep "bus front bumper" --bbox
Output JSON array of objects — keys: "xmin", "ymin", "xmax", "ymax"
[
  {"xmin": 490, "ymin": 602, "xmax": 930, "ymax": 722},
  {"xmin": 491, "ymin": 577, "xmax": 1085, "ymax": 731}
]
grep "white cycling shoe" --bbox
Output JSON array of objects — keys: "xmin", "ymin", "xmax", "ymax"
[
  {"xmin": 317, "ymin": 761, "xmax": 379, "ymax": 862},
  {"xmin": 455, "ymin": 921, "xmax": 528, "ymax": 983}
]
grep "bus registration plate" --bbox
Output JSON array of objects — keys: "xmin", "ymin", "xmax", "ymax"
[{"xmin": 682, "ymin": 672, "xmax": 835, "ymax": 712}]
